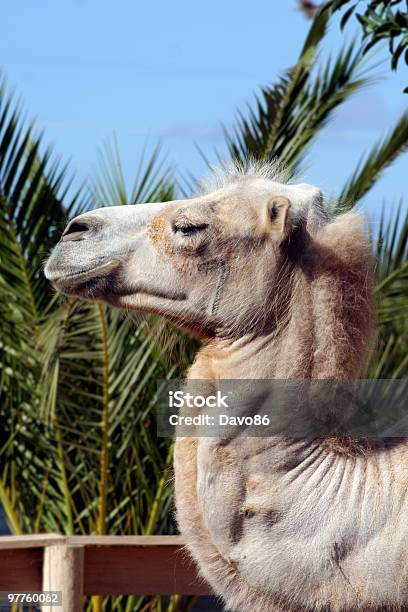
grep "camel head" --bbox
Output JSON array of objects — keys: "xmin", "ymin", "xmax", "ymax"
[
  {"xmin": 45, "ymin": 161, "xmax": 373, "ymax": 376},
  {"xmin": 45, "ymin": 163, "xmax": 326, "ymax": 338}
]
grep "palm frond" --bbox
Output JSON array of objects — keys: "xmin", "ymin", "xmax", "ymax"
[
  {"xmin": 225, "ymin": 7, "xmax": 371, "ymax": 175},
  {"xmin": 0, "ymin": 79, "xmax": 89, "ymax": 316},
  {"xmin": 368, "ymin": 202, "xmax": 408, "ymax": 378},
  {"xmin": 339, "ymin": 111, "xmax": 408, "ymax": 209},
  {"xmin": 93, "ymin": 137, "xmax": 175, "ymax": 206},
  {"xmin": 0, "ymin": 78, "xmax": 91, "ymax": 535}
]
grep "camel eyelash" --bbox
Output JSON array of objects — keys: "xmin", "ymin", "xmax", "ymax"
[{"xmin": 172, "ymin": 220, "xmax": 209, "ymax": 236}]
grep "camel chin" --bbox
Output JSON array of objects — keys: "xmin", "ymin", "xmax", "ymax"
[
  {"xmin": 45, "ymin": 258, "xmax": 120, "ymax": 299},
  {"xmin": 44, "ymin": 160, "xmax": 408, "ymax": 612}
]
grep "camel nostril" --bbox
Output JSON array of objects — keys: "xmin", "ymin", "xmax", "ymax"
[{"xmin": 62, "ymin": 220, "xmax": 91, "ymax": 241}]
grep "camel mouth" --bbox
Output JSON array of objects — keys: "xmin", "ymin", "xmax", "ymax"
[{"xmin": 45, "ymin": 260, "xmax": 119, "ymax": 292}]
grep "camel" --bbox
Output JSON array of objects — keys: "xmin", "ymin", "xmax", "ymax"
[{"xmin": 45, "ymin": 160, "xmax": 408, "ymax": 611}]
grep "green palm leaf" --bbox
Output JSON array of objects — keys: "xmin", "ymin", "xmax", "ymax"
[
  {"xmin": 94, "ymin": 137, "xmax": 176, "ymax": 205},
  {"xmin": 225, "ymin": 6, "xmax": 371, "ymax": 175},
  {"xmin": 0, "ymin": 81, "xmax": 89, "ymax": 317},
  {"xmin": 368, "ymin": 203, "xmax": 408, "ymax": 378},
  {"xmin": 0, "ymin": 78, "xmax": 90, "ymax": 536},
  {"xmin": 339, "ymin": 111, "xmax": 408, "ymax": 209}
]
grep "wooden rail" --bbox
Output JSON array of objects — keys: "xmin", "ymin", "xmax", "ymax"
[{"xmin": 0, "ymin": 534, "xmax": 212, "ymax": 610}]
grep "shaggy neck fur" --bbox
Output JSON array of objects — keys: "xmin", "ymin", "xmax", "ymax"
[{"xmin": 190, "ymin": 211, "xmax": 374, "ymax": 381}]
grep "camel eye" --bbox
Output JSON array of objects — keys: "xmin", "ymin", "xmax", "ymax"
[{"xmin": 172, "ymin": 221, "xmax": 208, "ymax": 236}]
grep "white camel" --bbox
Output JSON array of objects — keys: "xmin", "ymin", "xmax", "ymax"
[{"xmin": 45, "ymin": 161, "xmax": 408, "ymax": 612}]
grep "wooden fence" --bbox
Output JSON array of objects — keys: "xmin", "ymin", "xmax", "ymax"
[{"xmin": 0, "ymin": 534, "xmax": 212, "ymax": 611}]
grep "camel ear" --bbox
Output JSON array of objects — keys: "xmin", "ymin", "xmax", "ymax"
[{"xmin": 267, "ymin": 196, "xmax": 291, "ymax": 237}]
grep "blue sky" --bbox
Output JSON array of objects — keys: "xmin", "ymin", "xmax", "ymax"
[{"xmin": 1, "ymin": 0, "xmax": 407, "ymax": 227}]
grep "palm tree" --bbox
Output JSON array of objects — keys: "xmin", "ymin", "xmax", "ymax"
[{"xmin": 0, "ymin": 5, "xmax": 407, "ymax": 610}]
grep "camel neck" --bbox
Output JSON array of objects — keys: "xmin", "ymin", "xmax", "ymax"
[{"xmin": 189, "ymin": 314, "xmax": 312, "ymax": 380}]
